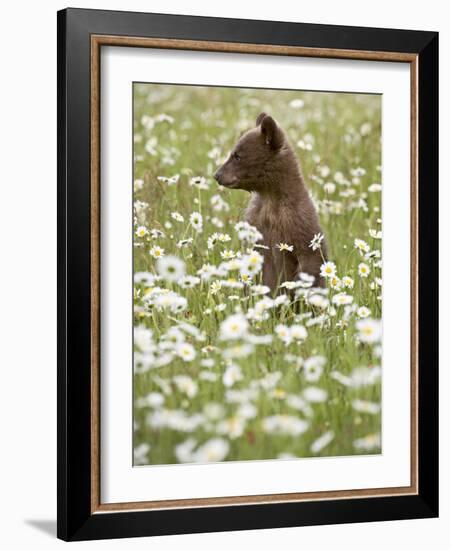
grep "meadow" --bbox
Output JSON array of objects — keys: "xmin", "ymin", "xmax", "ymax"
[{"xmin": 132, "ymin": 83, "xmax": 382, "ymax": 466}]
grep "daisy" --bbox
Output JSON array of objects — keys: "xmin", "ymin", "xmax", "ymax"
[
  {"xmin": 223, "ymin": 259, "xmax": 241, "ymax": 274},
  {"xmin": 348, "ymin": 366, "xmax": 381, "ymax": 387},
  {"xmin": 320, "ymin": 261, "xmax": 336, "ymax": 279},
  {"xmin": 297, "ymin": 138, "xmax": 313, "ymax": 151},
  {"xmin": 189, "ymin": 211, "xmax": 203, "ymax": 232},
  {"xmin": 134, "ymin": 178, "xmax": 144, "ymax": 191},
  {"xmin": 309, "ymin": 233, "xmax": 324, "ymax": 251},
  {"xmin": 353, "ymin": 433, "xmax": 381, "ymax": 451},
  {"xmin": 222, "ymin": 362, "xmax": 244, "ymax": 387},
  {"xmin": 271, "ymin": 388, "xmax": 287, "ymax": 400},
  {"xmin": 154, "ymin": 293, "xmax": 186, "ymax": 314},
  {"xmin": 178, "ymin": 322, "xmax": 205, "ymax": 342},
  {"xmin": 157, "ymin": 174, "xmax": 179, "ymax": 186},
  {"xmin": 134, "ymin": 325, "xmax": 154, "ymax": 353},
  {"xmin": 192, "ymin": 438, "xmax": 230, "ymax": 463},
  {"xmin": 161, "ymin": 332, "xmax": 184, "ymax": 355},
  {"xmin": 352, "ymin": 399, "xmax": 381, "ymax": 415},
  {"xmin": 274, "ymin": 293, "xmax": 290, "ymax": 307},
  {"xmin": 290, "ymin": 324, "xmax": 308, "ymax": 341},
  {"xmin": 276, "ymin": 242, "xmax": 294, "ymax": 252},
  {"xmin": 176, "ymin": 238, "xmax": 193, "ymax": 248},
  {"xmin": 197, "ymin": 263, "xmax": 217, "ymax": 280},
  {"xmin": 275, "ymin": 324, "xmax": 292, "ymax": 345},
  {"xmin": 334, "ymin": 171, "xmax": 346, "ymax": 184},
  {"xmin": 303, "ymin": 356, "xmax": 326, "ymax": 382},
  {"xmin": 307, "ymin": 293, "xmax": 329, "ymax": 309},
  {"xmin": 198, "ymin": 358, "xmax": 215, "ymax": 370},
  {"xmin": 175, "ymin": 438, "xmax": 197, "ymax": 463},
  {"xmin": 217, "ymin": 416, "xmax": 246, "ymax": 439},
  {"xmin": 144, "ymin": 392, "xmax": 165, "ymax": 408},
  {"xmin": 149, "ymin": 245, "xmax": 165, "ymax": 259},
  {"xmin": 149, "ymin": 228, "xmax": 165, "ymax": 239},
  {"xmin": 237, "ymin": 224, "xmax": 263, "ymax": 245},
  {"xmin": 303, "ymin": 386, "xmax": 328, "ymax": 403},
  {"xmin": 262, "ymin": 415, "xmax": 309, "ymax": 436},
  {"xmin": 251, "ymin": 285, "xmax": 271, "ymax": 296},
  {"xmin": 332, "ymin": 293, "xmax": 353, "ymax": 306},
  {"xmin": 189, "ymin": 176, "xmax": 209, "ymax": 190},
  {"xmin": 225, "ymin": 388, "xmax": 258, "ymax": 404},
  {"xmin": 360, "ymin": 122, "xmax": 372, "ymax": 136},
  {"xmin": 365, "ymin": 250, "xmax": 381, "ymax": 261},
  {"xmin": 156, "ymin": 255, "xmax": 186, "ymax": 282},
  {"xmin": 177, "ymin": 275, "xmax": 200, "ymax": 289},
  {"xmin": 210, "ymin": 194, "xmax": 230, "ymax": 212},
  {"xmin": 134, "ymin": 271, "xmax": 157, "ymax": 287},
  {"xmin": 152, "ymin": 349, "xmax": 174, "ymax": 368},
  {"xmin": 354, "ymin": 238, "xmax": 370, "ymax": 254},
  {"xmin": 330, "ymin": 371, "xmax": 352, "ymax": 387},
  {"xmin": 358, "ymin": 262, "xmax": 371, "ymax": 277},
  {"xmin": 134, "ymin": 443, "xmax": 150, "ymax": 465},
  {"xmin": 286, "ymin": 394, "xmax": 310, "ymax": 413},
  {"xmin": 280, "ymin": 281, "xmax": 301, "ymax": 290},
  {"xmin": 240, "ymin": 251, "xmax": 263, "ymax": 277},
  {"xmin": 171, "ymin": 296, "xmax": 188, "ymax": 314},
  {"xmin": 211, "ymin": 217, "xmax": 224, "ymax": 228},
  {"xmin": 356, "ymin": 318, "xmax": 382, "ymax": 344},
  {"xmin": 329, "ymin": 276, "xmax": 342, "ymax": 290},
  {"xmin": 198, "ymin": 365, "xmax": 217, "ymax": 379},
  {"xmin": 310, "ymin": 431, "xmax": 334, "ymax": 454},
  {"xmin": 144, "ymin": 137, "xmax": 157, "ymax": 155},
  {"xmin": 254, "ymin": 297, "xmax": 275, "ymax": 314},
  {"xmin": 220, "ymin": 313, "xmax": 248, "ymax": 340},
  {"xmin": 245, "ymin": 334, "xmax": 273, "ymax": 345},
  {"xmin": 207, "ymin": 232, "xmax": 230, "ymax": 249},
  {"xmin": 135, "ymin": 225, "xmax": 148, "ymax": 238},
  {"xmin": 217, "ymin": 233, "xmax": 231, "ymax": 243},
  {"xmin": 319, "ymin": 165, "xmax": 331, "ymax": 178},
  {"xmin": 199, "ymin": 370, "xmax": 217, "ymax": 382},
  {"xmin": 240, "ymin": 273, "xmax": 252, "ymax": 285},
  {"xmin": 299, "ymin": 272, "xmax": 316, "ymax": 284},
  {"xmin": 368, "ymin": 183, "xmax": 382, "ymax": 192},
  {"xmin": 357, "ymin": 306, "xmax": 371, "ymax": 318},
  {"xmin": 289, "ymin": 98, "xmax": 304, "ymax": 109},
  {"xmin": 342, "ymin": 276, "xmax": 354, "ymax": 289},
  {"xmin": 210, "ymin": 281, "xmax": 222, "ymax": 295},
  {"xmin": 173, "ymin": 374, "xmax": 198, "ymax": 396},
  {"xmin": 171, "ymin": 212, "xmax": 184, "ymax": 222},
  {"xmin": 155, "ymin": 113, "xmax": 173, "ymax": 124},
  {"xmin": 369, "ymin": 228, "xmax": 382, "ymax": 239},
  {"xmin": 203, "ymin": 402, "xmax": 225, "ymax": 421},
  {"xmin": 220, "ymin": 249, "xmax": 236, "ymax": 260}
]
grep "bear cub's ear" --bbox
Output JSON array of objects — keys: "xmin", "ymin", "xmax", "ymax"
[
  {"xmin": 256, "ymin": 112, "xmax": 267, "ymax": 126},
  {"xmin": 256, "ymin": 112, "xmax": 284, "ymax": 150}
]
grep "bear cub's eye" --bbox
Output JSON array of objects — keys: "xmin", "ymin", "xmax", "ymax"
[{"xmin": 233, "ymin": 152, "xmax": 241, "ymax": 161}]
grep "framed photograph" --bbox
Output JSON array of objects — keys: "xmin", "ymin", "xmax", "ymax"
[{"xmin": 57, "ymin": 8, "xmax": 438, "ymax": 541}]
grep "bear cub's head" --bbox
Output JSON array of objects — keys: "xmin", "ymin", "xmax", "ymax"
[{"xmin": 214, "ymin": 112, "xmax": 288, "ymax": 193}]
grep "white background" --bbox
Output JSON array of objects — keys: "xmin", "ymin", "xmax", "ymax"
[
  {"xmin": 102, "ymin": 48, "xmax": 411, "ymax": 503},
  {"xmin": 0, "ymin": 1, "xmax": 447, "ymax": 549}
]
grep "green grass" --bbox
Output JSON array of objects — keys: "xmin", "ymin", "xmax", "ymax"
[{"xmin": 132, "ymin": 83, "xmax": 382, "ymax": 465}]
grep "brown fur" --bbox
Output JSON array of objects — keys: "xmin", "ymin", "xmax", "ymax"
[{"xmin": 214, "ymin": 112, "xmax": 327, "ymax": 290}]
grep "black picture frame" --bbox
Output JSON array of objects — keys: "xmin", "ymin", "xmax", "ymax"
[{"xmin": 57, "ymin": 7, "xmax": 438, "ymax": 541}]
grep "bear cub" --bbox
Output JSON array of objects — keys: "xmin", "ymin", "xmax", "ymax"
[{"xmin": 214, "ymin": 112, "xmax": 327, "ymax": 291}]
